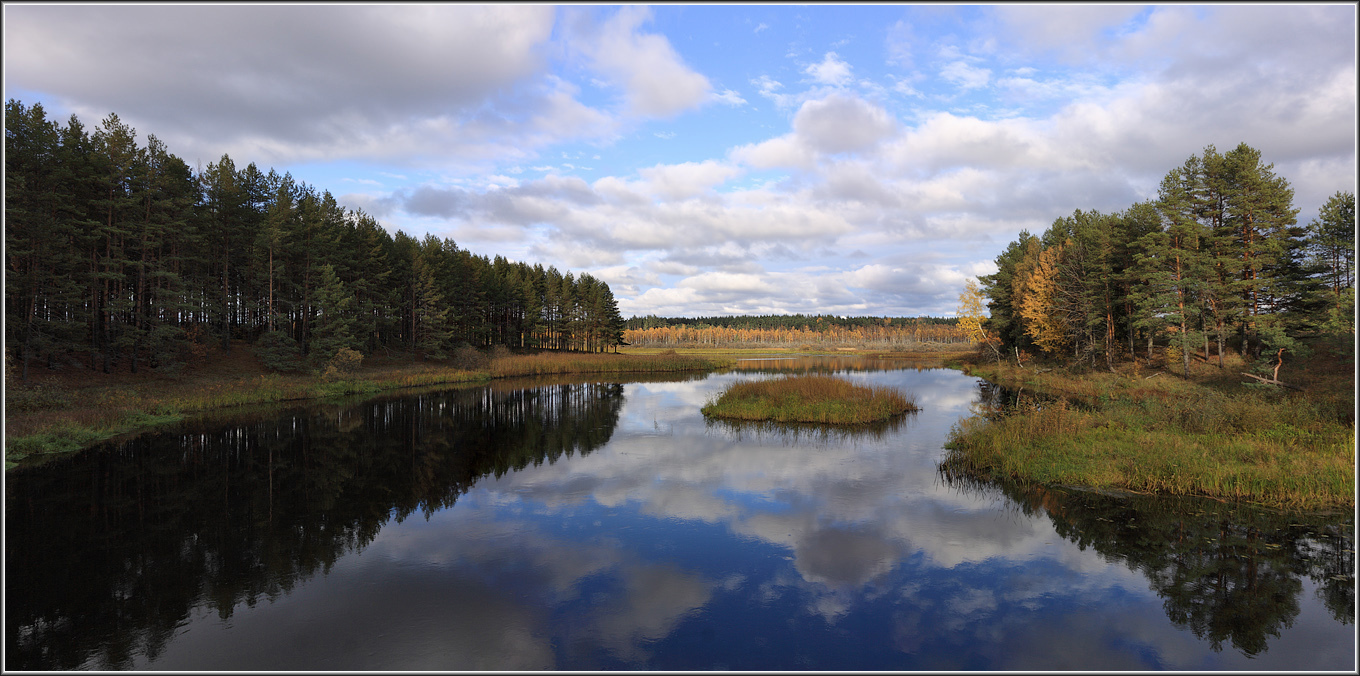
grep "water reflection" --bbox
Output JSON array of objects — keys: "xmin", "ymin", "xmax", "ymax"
[
  {"xmin": 4, "ymin": 363, "xmax": 1353, "ymax": 671},
  {"xmin": 703, "ymin": 411, "xmax": 917, "ymax": 445},
  {"xmin": 944, "ymin": 375, "xmax": 1356, "ymax": 658},
  {"xmin": 5, "ymin": 381, "xmax": 625, "ymax": 670}
]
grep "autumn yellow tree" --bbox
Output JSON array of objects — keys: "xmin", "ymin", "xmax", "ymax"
[
  {"xmin": 958, "ymin": 278, "xmax": 1000, "ymax": 361},
  {"xmin": 1017, "ymin": 241, "xmax": 1069, "ymax": 355}
]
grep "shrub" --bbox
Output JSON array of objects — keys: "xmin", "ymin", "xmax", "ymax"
[
  {"xmin": 321, "ymin": 347, "xmax": 364, "ymax": 382},
  {"xmin": 257, "ymin": 330, "xmax": 302, "ymax": 372},
  {"xmin": 450, "ymin": 344, "xmax": 488, "ymax": 370}
]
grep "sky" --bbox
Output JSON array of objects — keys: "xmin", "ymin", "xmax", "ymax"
[{"xmin": 4, "ymin": 4, "xmax": 1356, "ymax": 319}]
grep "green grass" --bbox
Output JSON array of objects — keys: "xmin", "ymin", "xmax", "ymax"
[
  {"xmin": 942, "ymin": 357, "xmax": 1355, "ymax": 511},
  {"xmin": 701, "ymin": 374, "xmax": 917, "ymax": 425}
]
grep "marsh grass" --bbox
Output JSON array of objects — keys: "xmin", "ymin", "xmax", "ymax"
[
  {"xmin": 6, "ymin": 346, "xmax": 726, "ymax": 467},
  {"xmin": 944, "ymin": 357, "xmax": 1355, "ymax": 510},
  {"xmin": 491, "ymin": 350, "xmax": 725, "ymax": 378},
  {"xmin": 702, "ymin": 374, "xmax": 917, "ymax": 425}
]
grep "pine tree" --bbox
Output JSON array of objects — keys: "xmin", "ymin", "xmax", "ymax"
[
  {"xmin": 5, "ymin": 100, "xmax": 71, "ymax": 380},
  {"xmin": 1137, "ymin": 164, "xmax": 1209, "ymax": 377},
  {"xmin": 307, "ymin": 263, "xmax": 359, "ymax": 370},
  {"xmin": 1223, "ymin": 143, "xmax": 1300, "ymax": 356},
  {"xmin": 411, "ymin": 255, "xmax": 452, "ymax": 360},
  {"xmin": 1305, "ymin": 191, "xmax": 1356, "ymax": 333}
]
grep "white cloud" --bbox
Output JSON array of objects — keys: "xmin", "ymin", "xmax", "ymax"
[
  {"xmin": 5, "ymin": 5, "xmax": 578, "ymax": 167},
  {"xmin": 712, "ymin": 89, "xmax": 748, "ymax": 106},
  {"xmin": 730, "ymin": 134, "xmax": 816, "ymax": 170},
  {"xmin": 638, "ymin": 160, "xmax": 743, "ymax": 200},
  {"xmin": 993, "ymin": 4, "xmax": 1146, "ymax": 61},
  {"xmin": 574, "ymin": 6, "xmax": 713, "ymax": 117},
  {"xmin": 791, "ymin": 94, "xmax": 898, "ymax": 155},
  {"xmin": 751, "ymin": 75, "xmax": 793, "ymax": 108},
  {"xmin": 886, "ymin": 20, "xmax": 916, "ymax": 68},
  {"xmin": 803, "ymin": 51, "xmax": 854, "ymax": 87},
  {"xmin": 341, "ymin": 177, "xmax": 383, "ymax": 187},
  {"xmin": 940, "ymin": 60, "xmax": 991, "ymax": 90}
]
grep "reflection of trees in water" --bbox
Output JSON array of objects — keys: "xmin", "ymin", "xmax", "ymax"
[
  {"xmin": 968, "ymin": 378, "xmax": 1078, "ymax": 421},
  {"xmin": 5, "ymin": 381, "xmax": 625, "ymax": 670},
  {"xmin": 939, "ymin": 469, "xmax": 1354, "ymax": 657}
]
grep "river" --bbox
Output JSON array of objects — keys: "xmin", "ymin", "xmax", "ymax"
[{"xmin": 5, "ymin": 357, "xmax": 1354, "ymax": 670}]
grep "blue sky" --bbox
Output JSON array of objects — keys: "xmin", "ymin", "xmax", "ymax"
[{"xmin": 5, "ymin": 4, "xmax": 1356, "ymax": 317}]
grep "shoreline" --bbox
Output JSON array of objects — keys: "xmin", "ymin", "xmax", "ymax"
[
  {"xmin": 943, "ymin": 357, "xmax": 1355, "ymax": 511},
  {"xmin": 10, "ymin": 345, "xmax": 1353, "ymax": 513},
  {"xmin": 5, "ymin": 347, "xmax": 728, "ymax": 469}
]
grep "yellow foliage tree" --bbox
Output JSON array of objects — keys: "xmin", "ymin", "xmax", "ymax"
[
  {"xmin": 957, "ymin": 278, "xmax": 1000, "ymax": 360},
  {"xmin": 1017, "ymin": 241, "xmax": 1068, "ymax": 355}
]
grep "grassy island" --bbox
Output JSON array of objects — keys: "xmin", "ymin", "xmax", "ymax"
[{"xmin": 701, "ymin": 374, "xmax": 917, "ymax": 425}]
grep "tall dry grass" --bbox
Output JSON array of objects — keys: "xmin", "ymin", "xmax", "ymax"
[
  {"xmin": 944, "ymin": 357, "xmax": 1355, "ymax": 510},
  {"xmin": 490, "ymin": 350, "xmax": 725, "ymax": 378},
  {"xmin": 702, "ymin": 374, "xmax": 917, "ymax": 425}
]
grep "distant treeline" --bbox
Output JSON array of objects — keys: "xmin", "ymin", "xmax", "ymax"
[
  {"xmin": 623, "ymin": 314, "xmax": 967, "ymax": 348},
  {"xmin": 624, "ymin": 314, "xmax": 959, "ymax": 330},
  {"xmin": 5, "ymin": 100, "xmax": 626, "ymax": 380},
  {"xmin": 969, "ymin": 142, "xmax": 1354, "ymax": 374}
]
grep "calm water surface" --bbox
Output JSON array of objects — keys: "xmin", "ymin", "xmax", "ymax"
[{"xmin": 6, "ymin": 358, "xmax": 1355, "ymax": 670}]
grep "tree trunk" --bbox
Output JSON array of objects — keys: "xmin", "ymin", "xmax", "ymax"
[{"xmin": 222, "ymin": 234, "xmax": 231, "ymax": 352}]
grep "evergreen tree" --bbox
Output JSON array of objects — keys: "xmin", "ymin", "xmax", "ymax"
[
  {"xmin": 979, "ymin": 231, "xmax": 1040, "ymax": 356},
  {"xmin": 307, "ymin": 263, "xmax": 358, "ymax": 370},
  {"xmin": 1305, "ymin": 191, "xmax": 1356, "ymax": 334},
  {"xmin": 411, "ymin": 255, "xmax": 452, "ymax": 360},
  {"xmin": 1223, "ymin": 143, "xmax": 1300, "ymax": 356},
  {"xmin": 1136, "ymin": 164, "xmax": 1209, "ymax": 377},
  {"xmin": 5, "ymin": 100, "xmax": 72, "ymax": 379}
]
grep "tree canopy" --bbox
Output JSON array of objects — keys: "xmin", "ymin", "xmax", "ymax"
[
  {"xmin": 972, "ymin": 143, "xmax": 1353, "ymax": 375},
  {"xmin": 5, "ymin": 99, "xmax": 626, "ymax": 379}
]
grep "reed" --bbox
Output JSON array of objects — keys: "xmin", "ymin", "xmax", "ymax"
[
  {"xmin": 701, "ymin": 374, "xmax": 917, "ymax": 425},
  {"xmin": 944, "ymin": 358, "xmax": 1355, "ymax": 510},
  {"xmin": 490, "ymin": 350, "xmax": 725, "ymax": 378}
]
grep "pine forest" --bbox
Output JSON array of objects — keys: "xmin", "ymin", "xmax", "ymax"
[
  {"xmin": 965, "ymin": 142, "xmax": 1354, "ymax": 378},
  {"xmin": 5, "ymin": 100, "xmax": 628, "ymax": 382}
]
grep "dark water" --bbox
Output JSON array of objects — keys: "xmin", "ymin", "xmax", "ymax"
[{"xmin": 5, "ymin": 359, "xmax": 1355, "ymax": 670}]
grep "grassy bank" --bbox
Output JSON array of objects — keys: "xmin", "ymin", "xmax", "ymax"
[
  {"xmin": 5, "ymin": 345, "xmax": 725, "ymax": 468},
  {"xmin": 701, "ymin": 374, "xmax": 917, "ymax": 425},
  {"xmin": 943, "ymin": 351, "xmax": 1355, "ymax": 511}
]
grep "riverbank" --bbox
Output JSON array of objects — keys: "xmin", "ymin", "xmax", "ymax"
[
  {"xmin": 943, "ymin": 347, "xmax": 1355, "ymax": 511},
  {"xmin": 5, "ymin": 344, "xmax": 726, "ymax": 468}
]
